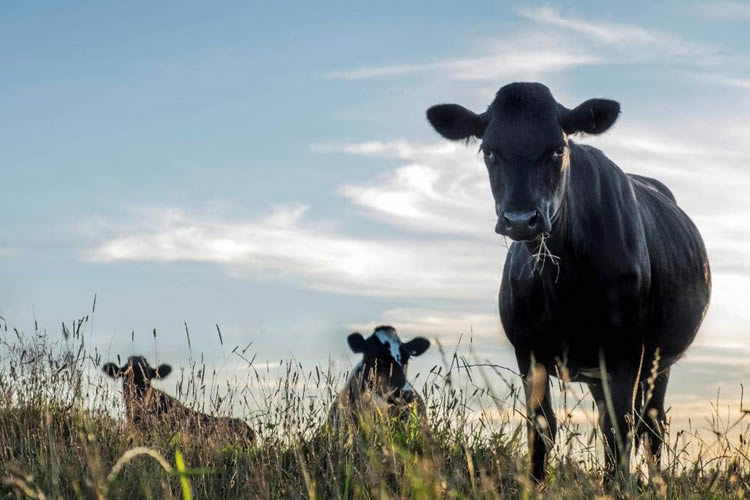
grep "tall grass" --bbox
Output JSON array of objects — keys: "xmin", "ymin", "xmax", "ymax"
[{"xmin": 0, "ymin": 313, "xmax": 748, "ymax": 499}]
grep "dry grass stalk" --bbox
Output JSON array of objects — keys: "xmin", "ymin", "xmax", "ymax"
[{"xmin": 0, "ymin": 313, "xmax": 747, "ymax": 499}]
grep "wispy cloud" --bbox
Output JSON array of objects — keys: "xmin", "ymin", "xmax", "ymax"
[
  {"xmin": 311, "ymin": 140, "xmax": 458, "ymax": 158},
  {"xmin": 325, "ymin": 48, "xmax": 599, "ymax": 81},
  {"xmin": 519, "ymin": 6, "xmax": 663, "ymax": 45},
  {"xmin": 84, "ymin": 204, "xmax": 502, "ymax": 302},
  {"xmin": 326, "ymin": 7, "xmax": 721, "ymax": 82},
  {"xmin": 518, "ymin": 6, "xmax": 719, "ymax": 63},
  {"xmin": 315, "ymin": 140, "xmax": 495, "ymax": 237},
  {"xmin": 697, "ymin": 73, "xmax": 750, "ymax": 91}
]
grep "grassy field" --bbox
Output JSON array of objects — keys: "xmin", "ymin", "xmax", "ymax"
[{"xmin": 0, "ymin": 314, "xmax": 748, "ymax": 499}]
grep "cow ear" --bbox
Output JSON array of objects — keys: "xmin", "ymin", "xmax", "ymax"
[
  {"xmin": 404, "ymin": 337, "xmax": 430, "ymax": 357},
  {"xmin": 560, "ymin": 98, "xmax": 620, "ymax": 135},
  {"xmin": 102, "ymin": 362, "xmax": 122, "ymax": 378},
  {"xmin": 347, "ymin": 333, "xmax": 366, "ymax": 353},
  {"xmin": 427, "ymin": 104, "xmax": 487, "ymax": 141},
  {"xmin": 155, "ymin": 364, "xmax": 172, "ymax": 379}
]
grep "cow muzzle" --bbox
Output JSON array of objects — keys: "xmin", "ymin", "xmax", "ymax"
[{"xmin": 496, "ymin": 209, "xmax": 549, "ymax": 241}]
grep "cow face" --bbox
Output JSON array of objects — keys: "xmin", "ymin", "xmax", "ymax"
[
  {"xmin": 347, "ymin": 326, "xmax": 430, "ymax": 396},
  {"xmin": 427, "ymin": 82, "xmax": 620, "ymax": 242},
  {"xmin": 102, "ymin": 356, "xmax": 172, "ymax": 392}
]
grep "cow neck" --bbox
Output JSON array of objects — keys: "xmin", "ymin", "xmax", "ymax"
[
  {"xmin": 539, "ymin": 141, "xmax": 623, "ymax": 264},
  {"xmin": 522, "ymin": 145, "xmax": 575, "ymax": 262}
]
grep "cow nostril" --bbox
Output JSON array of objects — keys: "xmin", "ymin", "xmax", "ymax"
[
  {"xmin": 503, "ymin": 214, "xmax": 512, "ymax": 229},
  {"xmin": 528, "ymin": 212, "xmax": 539, "ymax": 228}
]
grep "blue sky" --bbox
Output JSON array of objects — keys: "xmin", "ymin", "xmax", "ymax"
[{"xmin": 2, "ymin": 2, "xmax": 749, "ymax": 420}]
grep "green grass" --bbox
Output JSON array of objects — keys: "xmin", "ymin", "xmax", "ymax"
[{"xmin": 0, "ymin": 314, "xmax": 748, "ymax": 499}]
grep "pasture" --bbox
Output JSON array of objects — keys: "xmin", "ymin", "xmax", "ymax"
[
  {"xmin": 3, "ymin": 3, "xmax": 749, "ymax": 500},
  {"xmin": 0, "ymin": 313, "xmax": 747, "ymax": 499}
]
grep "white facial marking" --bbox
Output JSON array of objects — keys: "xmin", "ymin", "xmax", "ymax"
[{"xmin": 375, "ymin": 328, "xmax": 402, "ymax": 366}]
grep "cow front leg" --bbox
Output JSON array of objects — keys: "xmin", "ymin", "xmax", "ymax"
[
  {"xmin": 599, "ymin": 361, "xmax": 641, "ymax": 482},
  {"xmin": 516, "ymin": 351, "xmax": 557, "ymax": 483}
]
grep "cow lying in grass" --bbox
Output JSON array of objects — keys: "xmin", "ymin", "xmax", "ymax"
[
  {"xmin": 102, "ymin": 356, "xmax": 255, "ymax": 444},
  {"xmin": 327, "ymin": 326, "xmax": 430, "ymax": 432}
]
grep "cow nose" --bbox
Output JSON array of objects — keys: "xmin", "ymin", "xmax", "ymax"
[{"xmin": 503, "ymin": 210, "xmax": 540, "ymax": 231}]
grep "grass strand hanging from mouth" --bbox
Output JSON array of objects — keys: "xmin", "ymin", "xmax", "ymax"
[{"xmin": 518, "ymin": 232, "xmax": 561, "ymax": 281}]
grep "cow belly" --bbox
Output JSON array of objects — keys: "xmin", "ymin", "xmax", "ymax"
[
  {"xmin": 499, "ymin": 221, "xmax": 709, "ymax": 369},
  {"xmin": 637, "ymin": 184, "xmax": 711, "ymax": 361}
]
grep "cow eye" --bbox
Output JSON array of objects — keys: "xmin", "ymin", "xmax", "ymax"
[
  {"xmin": 552, "ymin": 146, "xmax": 565, "ymax": 159},
  {"xmin": 483, "ymin": 149, "xmax": 496, "ymax": 163}
]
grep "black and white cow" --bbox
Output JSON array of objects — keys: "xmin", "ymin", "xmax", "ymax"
[
  {"xmin": 103, "ymin": 356, "xmax": 256, "ymax": 443},
  {"xmin": 327, "ymin": 326, "xmax": 430, "ymax": 430},
  {"xmin": 427, "ymin": 82, "xmax": 710, "ymax": 481}
]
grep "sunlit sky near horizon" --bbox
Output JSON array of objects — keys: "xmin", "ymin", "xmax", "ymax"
[{"xmin": 1, "ymin": 1, "xmax": 749, "ymax": 421}]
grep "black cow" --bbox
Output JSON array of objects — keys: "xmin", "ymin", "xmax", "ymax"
[
  {"xmin": 327, "ymin": 326, "xmax": 430, "ymax": 430},
  {"xmin": 103, "ymin": 356, "xmax": 256, "ymax": 444},
  {"xmin": 426, "ymin": 82, "xmax": 710, "ymax": 482}
]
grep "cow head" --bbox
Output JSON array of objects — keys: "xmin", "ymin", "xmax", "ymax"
[
  {"xmin": 102, "ymin": 356, "xmax": 172, "ymax": 392},
  {"xmin": 347, "ymin": 326, "xmax": 430, "ymax": 398},
  {"xmin": 427, "ymin": 82, "xmax": 620, "ymax": 241}
]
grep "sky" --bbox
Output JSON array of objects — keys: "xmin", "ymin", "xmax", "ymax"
[{"xmin": 1, "ymin": 1, "xmax": 749, "ymax": 425}]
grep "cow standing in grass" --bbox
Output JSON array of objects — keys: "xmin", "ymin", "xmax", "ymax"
[
  {"xmin": 327, "ymin": 326, "xmax": 430, "ymax": 431},
  {"xmin": 427, "ymin": 82, "xmax": 710, "ymax": 482},
  {"xmin": 102, "ymin": 356, "xmax": 256, "ymax": 444}
]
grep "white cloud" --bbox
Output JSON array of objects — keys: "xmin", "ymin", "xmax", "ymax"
[
  {"xmin": 325, "ymin": 47, "xmax": 598, "ymax": 81},
  {"xmin": 698, "ymin": 73, "xmax": 750, "ymax": 91},
  {"xmin": 85, "ymin": 204, "xmax": 504, "ymax": 302},
  {"xmin": 325, "ymin": 7, "xmax": 720, "ymax": 82},
  {"xmin": 316, "ymin": 140, "xmax": 496, "ymax": 237},
  {"xmin": 518, "ymin": 6, "xmax": 719, "ymax": 64},
  {"xmin": 311, "ymin": 140, "xmax": 458, "ymax": 158},
  {"xmin": 519, "ymin": 6, "xmax": 663, "ymax": 45}
]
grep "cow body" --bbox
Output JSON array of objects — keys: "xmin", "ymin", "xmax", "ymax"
[
  {"xmin": 501, "ymin": 143, "xmax": 709, "ymax": 372},
  {"xmin": 426, "ymin": 82, "xmax": 710, "ymax": 482},
  {"xmin": 328, "ymin": 360, "xmax": 425, "ymax": 429},
  {"xmin": 326, "ymin": 326, "xmax": 429, "ymax": 431},
  {"xmin": 103, "ymin": 356, "xmax": 255, "ymax": 444}
]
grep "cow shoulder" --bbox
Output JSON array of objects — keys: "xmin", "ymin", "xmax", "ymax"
[{"xmin": 570, "ymin": 145, "xmax": 651, "ymax": 284}]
